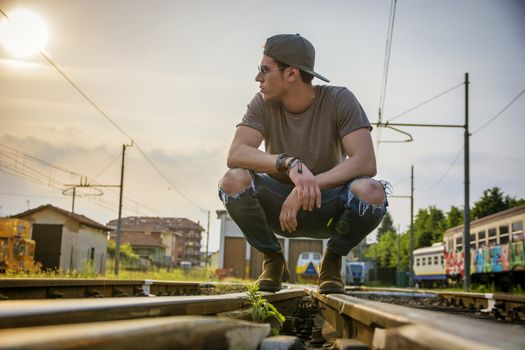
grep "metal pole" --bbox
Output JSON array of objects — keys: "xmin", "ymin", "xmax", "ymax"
[
  {"xmin": 114, "ymin": 144, "xmax": 127, "ymax": 275},
  {"xmin": 206, "ymin": 210, "xmax": 210, "ymax": 267},
  {"xmin": 71, "ymin": 187, "xmax": 76, "ymax": 213},
  {"xmin": 463, "ymin": 73, "xmax": 471, "ymax": 290},
  {"xmin": 409, "ymin": 165, "xmax": 414, "ymax": 287}
]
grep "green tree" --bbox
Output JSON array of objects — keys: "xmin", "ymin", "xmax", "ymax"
[
  {"xmin": 414, "ymin": 206, "xmax": 446, "ymax": 248},
  {"xmin": 446, "ymin": 205, "xmax": 463, "ymax": 229},
  {"xmin": 471, "ymin": 187, "xmax": 525, "ymax": 219},
  {"xmin": 377, "ymin": 212, "xmax": 395, "ymax": 241}
]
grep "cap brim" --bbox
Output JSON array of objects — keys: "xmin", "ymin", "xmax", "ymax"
[{"xmin": 313, "ymin": 72, "xmax": 330, "ymax": 83}]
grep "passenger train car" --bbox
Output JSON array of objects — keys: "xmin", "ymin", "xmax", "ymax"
[
  {"xmin": 413, "ymin": 243, "xmax": 446, "ymax": 287},
  {"xmin": 444, "ymin": 204, "xmax": 525, "ymax": 287},
  {"xmin": 412, "ymin": 205, "xmax": 525, "ymax": 289}
]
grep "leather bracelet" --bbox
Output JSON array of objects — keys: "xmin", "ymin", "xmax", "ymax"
[
  {"xmin": 286, "ymin": 157, "xmax": 303, "ymax": 174},
  {"xmin": 276, "ymin": 153, "xmax": 289, "ymax": 173}
]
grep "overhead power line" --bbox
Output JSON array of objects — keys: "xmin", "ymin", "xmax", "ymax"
[
  {"xmin": 0, "ymin": 145, "xmax": 166, "ymax": 216},
  {"xmin": 386, "ymin": 82, "xmax": 464, "ymax": 123},
  {"xmin": 0, "ymin": 7, "xmax": 205, "ymax": 212},
  {"xmin": 472, "ymin": 88, "xmax": 525, "ymax": 134},
  {"xmin": 376, "ymin": 0, "xmax": 398, "ymax": 153}
]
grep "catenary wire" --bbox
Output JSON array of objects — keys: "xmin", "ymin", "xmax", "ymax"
[
  {"xmin": 421, "ymin": 147, "xmax": 463, "ymax": 191},
  {"xmin": 376, "ymin": 0, "xmax": 397, "ymax": 154},
  {"xmin": 472, "ymin": 88, "xmax": 525, "ymax": 134},
  {"xmin": 386, "ymin": 82, "xmax": 464, "ymax": 123}
]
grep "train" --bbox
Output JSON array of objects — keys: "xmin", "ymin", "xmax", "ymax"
[
  {"xmin": 345, "ymin": 261, "xmax": 367, "ymax": 285},
  {"xmin": 295, "ymin": 251, "xmax": 322, "ymax": 283},
  {"xmin": 413, "ymin": 205, "xmax": 525, "ymax": 289},
  {"xmin": 413, "ymin": 243, "xmax": 446, "ymax": 287},
  {"xmin": 296, "ymin": 251, "xmax": 368, "ymax": 285},
  {"xmin": 0, "ymin": 218, "xmax": 38, "ymax": 272}
]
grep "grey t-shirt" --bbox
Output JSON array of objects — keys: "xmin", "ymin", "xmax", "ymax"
[{"xmin": 238, "ymin": 85, "xmax": 371, "ymax": 183}]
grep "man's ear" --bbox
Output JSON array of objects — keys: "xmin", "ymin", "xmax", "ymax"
[{"xmin": 288, "ymin": 67, "xmax": 299, "ymax": 81}]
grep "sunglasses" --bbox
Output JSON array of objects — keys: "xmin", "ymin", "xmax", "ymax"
[{"xmin": 257, "ymin": 65, "xmax": 285, "ymax": 75}]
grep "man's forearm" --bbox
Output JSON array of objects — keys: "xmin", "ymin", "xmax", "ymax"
[
  {"xmin": 227, "ymin": 144, "xmax": 279, "ymax": 173},
  {"xmin": 315, "ymin": 156, "xmax": 376, "ymax": 190}
]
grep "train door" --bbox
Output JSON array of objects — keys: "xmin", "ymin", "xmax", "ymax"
[{"xmin": 32, "ymin": 224, "xmax": 62, "ymax": 271}]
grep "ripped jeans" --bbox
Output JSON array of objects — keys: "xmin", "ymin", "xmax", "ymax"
[{"xmin": 219, "ymin": 172, "xmax": 389, "ymax": 256}]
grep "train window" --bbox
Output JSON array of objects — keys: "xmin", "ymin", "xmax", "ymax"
[
  {"xmin": 422, "ymin": 258, "xmax": 426, "ymax": 266},
  {"xmin": 434, "ymin": 256, "xmax": 438, "ymax": 264},
  {"xmin": 500, "ymin": 236, "xmax": 509, "ymax": 244},
  {"xmin": 416, "ymin": 258, "xmax": 420, "ymax": 266},
  {"xmin": 428, "ymin": 257, "xmax": 432, "ymax": 265},
  {"xmin": 301, "ymin": 253, "xmax": 309, "ymax": 259},
  {"xmin": 511, "ymin": 221, "xmax": 523, "ymax": 233},
  {"xmin": 456, "ymin": 237, "xmax": 462, "ymax": 245},
  {"xmin": 488, "ymin": 228, "xmax": 496, "ymax": 237},
  {"xmin": 440, "ymin": 256, "xmax": 444, "ymax": 265},
  {"xmin": 499, "ymin": 225, "xmax": 509, "ymax": 235},
  {"xmin": 313, "ymin": 253, "xmax": 321, "ymax": 260},
  {"xmin": 469, "ymin": 233, "xmax": 475, "ymax": 242},
  {"xmin": 488, "ymin": 238, "xmax": 497, "ymax": 246},
  {"xmin": 478, "ymin": 231, "xmax": 485, "ymax": 240}
]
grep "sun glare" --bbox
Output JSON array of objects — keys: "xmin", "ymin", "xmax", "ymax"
[{"xmin": 0, "ymin": 9, "xmax": 49, "ymax": 58}]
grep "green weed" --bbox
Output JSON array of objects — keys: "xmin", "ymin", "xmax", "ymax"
[{"xmin": 245, "ymin": 284, "xmax": 285, "ymax": 336}]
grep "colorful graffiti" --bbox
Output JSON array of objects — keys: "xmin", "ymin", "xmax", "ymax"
[{"xmin": 446, "ymin": 240, "xmax": 525, "ymax": 276}]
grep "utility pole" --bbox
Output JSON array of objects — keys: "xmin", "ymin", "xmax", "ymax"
[
  {"xmin": 410, "ymin": 165, "xmax": 414, "ymax": 287},
  {"xmin": 373, "ymin": 73, "xmax": 471, "ymax": 291},
  {"xmin": 114, "ymin": 143, "xmax": 132, "ymax": 275},
  {"xmin": 463, "ymin": 73, "xmax": 471, "ymax": 290},
  {"xmin": 206, "ymin": 210, "xmax": 210, "ymax": 267}
]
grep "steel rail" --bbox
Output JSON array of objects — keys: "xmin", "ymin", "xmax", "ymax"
[
  {"xmin": 346, "ymin": 286, "xmax": 525, "ymax": 319},
  {"xmin": 0, "ymin": 287, "xmax": 305, "ymax": 329},
  {"xmin": 0, "ymin": 278, "xmax": 246, "ymax": 300},
  {"xmin": 311, "ymin": 288, "xmax": 525, "ymax": 350}
]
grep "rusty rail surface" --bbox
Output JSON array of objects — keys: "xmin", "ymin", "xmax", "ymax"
[
  {"xmin": 345, "ymin": 286, "xmax": 525, "ymax": 322},
  {"xmin": 1, "ymin": 283, "xmax": 524, "ymax": 349},
  {"xmin": 311, "ymin": 288, "xmax": 525, "ymax": 350},
  {"xmin": 0, "ymin": 278, "xmax": 247, "ymax": 300}
]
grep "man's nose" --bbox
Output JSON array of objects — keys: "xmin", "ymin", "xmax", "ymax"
[{"xmin": 255, "ymin": 72, "xmax": 264, "ymax": 82}]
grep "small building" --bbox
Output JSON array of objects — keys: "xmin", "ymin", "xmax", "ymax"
[
  {"xmin": 217, "ymin": 210, "xmax": 335, "ymax": 282},
  {"xmin": 13, "ymin": 204, "xmax": 109, "ymax": 273},
  {"xmin": 107, "ymin": 216, "xmax": 203, "ymax": 267}
]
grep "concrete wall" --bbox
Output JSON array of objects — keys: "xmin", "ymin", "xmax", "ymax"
[{"xmin": 19, "ymin": 208, "xmax": 107, "ymax": 273}]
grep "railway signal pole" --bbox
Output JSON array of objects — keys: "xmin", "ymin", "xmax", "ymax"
[{"xmin": 373, "ymin": 73, "xmax": 471, "ymax": 291}]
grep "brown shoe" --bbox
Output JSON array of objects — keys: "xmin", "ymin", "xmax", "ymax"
[
  {"xmin": 318, "ymin": 249, "xmax": 345, "ymax": 294},
  {"xmin": 256, "ymin": 251, "xmax": 288, "ymax": 292}
]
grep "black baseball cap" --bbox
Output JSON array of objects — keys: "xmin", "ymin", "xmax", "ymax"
[{"xmin": 263, "ymin": 33, "xmax": 329, "ymax": 83}]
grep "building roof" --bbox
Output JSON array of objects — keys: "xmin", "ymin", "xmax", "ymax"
[
  {"xmin": 13, "ymin": 204, "xmax": 111, "ymax": 232},
  {"xmin": 121, "ymin": 232, "xmax": 167, "ymax": 248},
  {"xmin": 106, "ymin": 216, "xmax": 204, "ymax": 232}
]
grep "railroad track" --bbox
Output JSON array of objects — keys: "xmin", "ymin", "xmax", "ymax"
[
  {"xmin": 0, "ymin": 278, "xmax": 246, "ymax": 300},
  {"xmin": 0, "ymin": 280, "xmax": 524, "ymax": 349},
  {"xmin": 346, "ymin": 286, "xmax": 525, "ymax": 323}
]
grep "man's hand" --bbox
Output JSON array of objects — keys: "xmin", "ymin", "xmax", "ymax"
[
  {"xmin": 288, "ymin": 162, "xmax": 321, "ymax": 211},
  {"xmin": 279, "ymin": 188, "xmax": 302, "ymax": 233}
]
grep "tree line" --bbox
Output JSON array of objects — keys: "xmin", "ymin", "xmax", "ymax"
[{"xmin": 364, "ymin": 187, "xmax": 525, "ymax": 270}]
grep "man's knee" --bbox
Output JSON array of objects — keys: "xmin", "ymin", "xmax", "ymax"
[
  {"xmin": 219, "ymin": 169, "xmax": 252, "ymax": 195},
  {"xmin": 350, "ymin": 179, "xmax": 385, "ymax": 206}
]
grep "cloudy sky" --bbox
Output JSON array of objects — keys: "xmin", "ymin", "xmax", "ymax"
[{"xmin": 1, "ymin": 0, "xmax": 524, "ymax": 252}]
